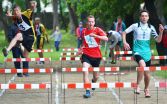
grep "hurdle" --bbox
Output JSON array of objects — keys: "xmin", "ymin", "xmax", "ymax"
[
  {"xmin": 114, "ymin": 50, "xmax": 154, "ymax": 55},
  {"xmin": 2, "ymin": 58, "xmax": 53, "ymax": 104},
  {"xmin": 62, "ymin": 48, "xmax": 78, "ymax": 52},
  {"xmin": 62, "ymin": 67, "xmax": 120, "ymax": 83},
  {"xmin": 0, "ymin": 83, "xmax": 51, "ymax": 89},
  {"xmin": 136, "ymin": 66, "xmax": 167, "ymax": 104},
  {"xmin": 31, "ymin": 49, "xmax": 53, "ymax": 53},
  {"xmin": 155, "ymin": 82, "xmax": 167, "ymax": 104},
  {"xmin": 62, "ymin": 82, "xmax": 137, "ymax": 104},
  {"xmin": 119, "ymin": 56, "xmax": 167, "ymax": 61},
  {"xmin": 60, "ymin": 52, "xmax": 77, "ymax": 57}
]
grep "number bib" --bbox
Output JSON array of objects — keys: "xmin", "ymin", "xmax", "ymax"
[
  {"xmin": 84, "ymin": 35, "xmax": 98, "ymax": 48},
  {"xmin": 17, "ymin": 19, "xmax": 31, "ymax": 31}
]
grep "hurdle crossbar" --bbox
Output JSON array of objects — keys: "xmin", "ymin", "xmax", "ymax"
[
  {"xmin": 136, "ymin": 66, "xmax": 167, "ymax": 71},
  {"xmin": 31, "ymin": 49, "xmax": 53, "ymax": 53},
  {"xmin": 62, "ymin": 82, "xmax": 137, "ymax": 89},
  {"xmin": 62, "ymin": 67, "xmax": 119, "ymax": 72},
  {"xmin": 0, "ymin": 68, "xmax": 53, "ymax": 74},
  {"xmin": 4, "ymin": 58, "xmax": 51, "ymax": 62},
  {"xmin": 0, "ymin": 83, "xmax": 51, "ymax": 89}
]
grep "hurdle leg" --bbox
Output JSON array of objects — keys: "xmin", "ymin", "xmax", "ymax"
[
  {"xmin": 134, "ymin": 89, "xmax": 137, "ymax": 104},
  {"xmin": 165, "ymin": 70, "xmax": 167, "ymax": 93},
  {"xmin": 60, "ymin": 61, "xmax": 63, "ymax": 95},
  {"xmin": 118, "ymin": 88, "xmax": 121, "ymax": 104},
  {"xmin": 50, "ymin": 70, "xmax": 53, "ymax": 104},
  {"xmin": 157, "ymin": 87, "xmax": 158, "ymax": 104},
  {"xmin": 48, "ymin": 88, "xmax": 50, "ymax": 104}
]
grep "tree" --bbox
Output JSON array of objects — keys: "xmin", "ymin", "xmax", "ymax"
[
  {"xmin": 66, "ymin": 0, "xmax": 78, "ymax": 34},
  {"xmin": 155, "ymin": 0, "xmax": 166, "ymax": 25},
  {"xmin": 0, "ymin": 0, "xmax": 9, "ymax": 40},
  {"xmin": 52, "ymin": 0, "xmax": 59, "ymax": 30}
]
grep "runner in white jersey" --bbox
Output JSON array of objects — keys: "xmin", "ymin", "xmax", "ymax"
[{"xmin": 122, "ymin": 9, "xmax": 164, "ymax": 98}]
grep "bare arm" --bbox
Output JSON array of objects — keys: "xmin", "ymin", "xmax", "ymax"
[
  {"xmin": 155, "ymin": 24, "xmax": 164, "ymax": 43},
  {"xmin": 122, "ymin": 31, "xmax": 131, "ymax": 50},
  {"xmin": 89, "ymin": 33, "xmax": 108, "ymax": 41}
]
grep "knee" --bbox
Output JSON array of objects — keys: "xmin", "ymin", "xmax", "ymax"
[{"xmin": 15, "ymin": 33, "xmax": 23, "ymax": 40}]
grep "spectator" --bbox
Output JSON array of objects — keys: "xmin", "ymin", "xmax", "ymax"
[
  {"xmin": 50, "ymin": 26, "xmax": 62, "ymax": 51},
  {"xmin": 76, "ymin": 22, "xmax": 83, "ymax": 48}
]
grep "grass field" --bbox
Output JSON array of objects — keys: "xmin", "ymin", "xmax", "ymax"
[
  {"xmin": 0, "ymin": 29, "xmax": 166, "ymax": 78},
  {"xmin": 0, "ymin": 30, "xmax": 77, "ymax": 62}
]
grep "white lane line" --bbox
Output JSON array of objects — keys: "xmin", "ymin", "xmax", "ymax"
[
  {"xmin": 55, "ymin": 72, "xmax": 59, "ymax": 104},
  {"xmin": 0, "ymin": 74, "xmax": 17, "ymax": 96},
  {"xmin": 98, "ymin": 76, "xmax": 124, "ymax": 104}
]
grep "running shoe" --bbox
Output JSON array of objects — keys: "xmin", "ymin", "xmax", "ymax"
[
  {"xmin": 134, "ymin": 87, "xmax": 140, "ymax": 94},
  {"xmin": 23, "ymin": 73, "xmax": 29, "ymax": 77},
  {"xmin": 144, "ymin": 89, "xmax": 151, "ymax": 98},
  {"xmin": 2, "ymin": 48, "xmax": 8, "ymax": 57},
  {"xmin": 17, "ymin": 73, "xmax": 23, "ymax": 77},
  {"xmin": 83, "ymin": 90, "xmax": 91, "ymax": 98}
]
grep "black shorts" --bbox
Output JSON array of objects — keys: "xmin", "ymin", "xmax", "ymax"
[
  {"xmin": 36, "ymin": 35, "xmax": 44, "ymax": 49},
  {"xmin": 21, "ymin": 34, "xmax": 35, "ymax": 52},
  {"xmin": 134, "ymin": 55, "xmax": 151, "ymax": 66},
  {"xmin": 81, "ymin": 54, "xmax": 101, "ymax": 67}
]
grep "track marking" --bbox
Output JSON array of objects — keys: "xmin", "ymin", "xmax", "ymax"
[
  {"xmin": 0, "ymin": 74, "xmax": 17, "ymax": 96},
  {"xmin": 55, "ymin": 72, "xmax": 59, "ymax": 104}
]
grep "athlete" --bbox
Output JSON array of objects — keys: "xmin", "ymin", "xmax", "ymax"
[
  {"xmin": 122, "ymin": 9, "xmax": 164, "ymax": 98},
  {"xmin": 2, "ymin": 1, "xmax": 37, "ymax": 59},
  {"xmin": 107, "ymin": 30, "xmax": 122, "ymax": 64},
  {"xmin": 34, "ymin": 17, "xmax": 48, "ymax": 64},
  {"xmin": 77, "ymin": 15, "xmax": 108, "ymax": 98}
]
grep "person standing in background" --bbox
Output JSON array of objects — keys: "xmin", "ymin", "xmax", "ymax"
[
  {"xmin": 76, "ymin": 22, "xmax": 84, "ymax": 48},
  {"xmin": 50, "ymin": 26, "xmax": 62, "ymax": 51},
  {"xmin": 34, "ymin": 17, "xmax": 48, "ymax": 65}
]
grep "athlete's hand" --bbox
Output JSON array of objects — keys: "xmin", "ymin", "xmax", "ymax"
[
  {"xmin": 123, "ymin": 42, "xmax": 131, "ymax": 51},
  {"xmin": 159, "ymin": 24, "xmax": 164, "ymax": 34}
]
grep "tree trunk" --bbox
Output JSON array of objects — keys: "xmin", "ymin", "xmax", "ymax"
[
  {"xmin": 67, "ymin": 2, "xmax": 78, "ymax": 34},
  {"xmin": 0, "ymin": 1, "xmax": 8, "ymax": 41},
  {"xmin": 36, "ymin": 0, "xmax": 41, "ymax": 13},
  {"xmin": 59, "ymin": 0, "xmax": 68, "ymax": 31},
  {"xmin": 52, "ymin": 0, "xmax": 59, "ymax": 30},
  {"xmin": 155, "ymin": 0, "xmax": 166, "ymax": 25}
]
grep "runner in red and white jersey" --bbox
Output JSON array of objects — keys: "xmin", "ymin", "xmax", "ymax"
[{"xmin": 79, "ymin": 15, "xmax": 108, "ymax": 98}]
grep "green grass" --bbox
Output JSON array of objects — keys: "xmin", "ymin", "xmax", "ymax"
[
  {"xmin": 0, "ymin": 30, "xmax": 77, "ymax": 62},
  {"xmin": 155, "ymin": 71, "xmax": 167, "ymax": 78}
]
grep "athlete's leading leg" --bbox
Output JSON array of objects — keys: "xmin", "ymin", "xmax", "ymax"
[{"xmin": 2, "ymin": 33, "xmax": 23, "ymax": 57}]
